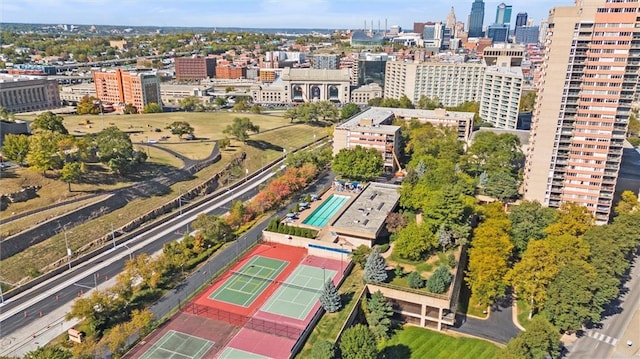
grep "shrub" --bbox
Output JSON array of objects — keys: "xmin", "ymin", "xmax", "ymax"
[
  {"xmin": 407, "ymin": 271, "xmax": 425, "ymax": 289},
  {"xmin": 377, "ymin": 243, "xmax": 390, "ymax": 253},
  {"xmin": 447, "ymin": 253, "xmax": 457, "ymax": 268},
  {"xmin": 426, "ymin": 266, "xmax": 453, "ymax": 294}
]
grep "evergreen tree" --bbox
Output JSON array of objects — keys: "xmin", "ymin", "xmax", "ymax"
[
  {"xmin": 407, "ymin": 271, "xmax": 425, "ymax": 289},
  {"xmin": 319, "ymin": 279, "xmax": 342, "ymax": 313},
  {"xmin": 364, "ymin": 247, "xmax": 388, "ymax": 283},
  {"xmin": 366, "ymin": 290, "xmax": 394, "ymax": 340},
  {"xmin": 426, "ymin": 266, "xmax": 453, "ymax": 294}
]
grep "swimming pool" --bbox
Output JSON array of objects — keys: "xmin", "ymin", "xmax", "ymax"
[{"xmin": 302, "ymin": 194, "xmax": 350, "ymax": 227}]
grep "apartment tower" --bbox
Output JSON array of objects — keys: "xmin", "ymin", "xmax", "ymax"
[{"xmin": 523, "ymin": 0, "xmax": 640, "ymax": 224}]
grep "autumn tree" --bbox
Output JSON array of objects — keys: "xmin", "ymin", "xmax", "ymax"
[
  {"xmin": 123, "ymin": 103, "xmax": 138, "ymax": 114},
  {"xmin": 1, "ymin": 134, "xmax": 29, "ymax": 165},
  {"xmin": 614, "ymin": 190, "xmax": 638, "ymax": 216},
  {"xmin": 22, "ymin": 346, "xmax": 72, "ymax": 359},
  {"xmin": 26, "ymin": 131, "xmax": 64, "ymax": 175},
  {"xmin": 76, "ymin": 95, "xmax": 101, "ymax": 115},
  {"xmin": 142, "ymin": 102, "xmax": 162, "ymax": 113},
  {"xmin": 60, "ymin": 162, "xmax": 83, "ymax": 192},
  {"xmin": 545, "ymin": 202, "xmax": 594, "ymax": 237},
  {"xmin": 179, "ymin": 96, "xmax": 199, "ymax": 111},
  {"xmin": 332, "ymin": 146, "xmax": 383, "ymax": 181},
  {"xmin": 31, "ymin": 111, "xmax": 68, "ymax": 134},
  {"xmin": 393, "ymin": 221, "xmax": 437, "ymax": 261},
  {"xmin": 192, "ymin": 213, "xmax": 233, "ymax": 243},
  {"xmin": 223, "ymin": 117, "xmax": 260, "ymax": 142}
]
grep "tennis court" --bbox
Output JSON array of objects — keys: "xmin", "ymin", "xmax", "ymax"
[
  {"xmin": 218, "ymin": 347, "xmax": 272, "ymax": 359},
  {"xmin": 260, "ymin": 264, "xmax": 337, "ymax": 320},
  {"xmin": 302, "ymin": 194, "xmax": 350, "ymax": 227},
  {"xmin": 209, "ymin": 256, "xmax": 288, "ymax": 307},
  {"xmin": 139, "ymin": 330, "xmax": 214, "ymax": 359}
]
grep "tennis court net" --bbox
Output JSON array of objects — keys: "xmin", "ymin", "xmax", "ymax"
[{"xmin": 230, "ymin": 270, "xmax": 324, "ymax": 294}]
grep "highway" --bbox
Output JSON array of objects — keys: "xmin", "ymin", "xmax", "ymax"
[
  {"xmin": 566, "ymin": 254, "xmax": 640, "ymax": 359},
  {"xmin": 0, "ymin": 164, "xmax": 284, "ymax": 354}
]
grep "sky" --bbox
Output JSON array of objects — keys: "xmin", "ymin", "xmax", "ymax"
[{"xmin": 1, "ymin": 0, "xmax": 572, "ymax": 29}]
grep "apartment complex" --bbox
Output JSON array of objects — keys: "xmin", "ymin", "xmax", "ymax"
[
  {"xmin": 333, "ymin": 107, "xmax": 474, "ymax": 173},
  {"xmin": 0, "ymin": 74, "xmax": 60, "ymax": 113},
  {"xmin": 384, "ymin": 59, "xmax": 485, "ymax": 107},
  {"xmin": 480, "ymin": 66, "xmax": 523, "ymax": 129},
  {"xmin": 312, "ymin": 54, "xmax": 339, "ymax": 70},
  {"xmin": 93, "ymin": 69, "xmax": 161, "ymax": 113},
  {"xmin": 215, "ymin": 63, "xmax": 246, "ymax": 79},
  {"xmin": 175, "ymin": 57, "xmax": 216, "ymax": 81},
  {"xmin": 523, "ymin": 0, "xmax": 640, "ymax": 224}
]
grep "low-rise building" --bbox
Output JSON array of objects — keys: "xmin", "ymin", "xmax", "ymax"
[
  {"xmin": 0, "ymin": 74, "xmax": 60, "ymax": 113},
  {"xmin": 350, "ymin": 83, "xmax": 382, "ymax": 105}
]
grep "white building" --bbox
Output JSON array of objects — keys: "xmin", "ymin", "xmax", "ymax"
[{"xmin": 480, "ymin": 66, "xmax": 523, "ymax": 129}]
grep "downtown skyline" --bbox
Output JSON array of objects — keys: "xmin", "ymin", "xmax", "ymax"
[{"xmin": 2, "ymin": 0, "xmax": 570, "ymax": 30}]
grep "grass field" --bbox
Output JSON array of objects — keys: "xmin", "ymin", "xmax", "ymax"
[
  {"xmin": 0, "ymin": 124, "xmax": 321, "ymax": 286},
  {"xmin": 516, "ymin": 298, "xmax": 532, "ymax": 330},
  {"xmin": 379, "ymin": 326, "xmax": 500, "ymax": 359}
]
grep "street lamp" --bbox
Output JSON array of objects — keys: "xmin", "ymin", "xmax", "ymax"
[
  {"xmin": 111, "ymin": 223, "xmax": 116, "ymax": 248},
  {"xmin": 178, "ymin": 186, "xmax": 186, "ymax": 216},
  {"xmin": 340, "ymin": 243, "xmax": 344, "ymax": 274},
  {"xmin": 123, "ymin": 244, "xmax": 133, "ymax": 260}
]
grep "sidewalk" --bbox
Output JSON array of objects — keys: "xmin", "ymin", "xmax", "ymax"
[{"xmin": 610, "ymin": 307, "xmax": 640, "ymax": 359}]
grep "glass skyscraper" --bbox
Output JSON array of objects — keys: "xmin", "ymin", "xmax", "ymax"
[
  {"xmin": 495, "ymin": 2, "xmax": 512, "ymax": 25},
  {"xmin": 468, "ymin": 0, "xmax": 485, "ymax": 37}
]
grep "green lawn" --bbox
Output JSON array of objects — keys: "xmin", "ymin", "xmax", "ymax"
[
  {"xmin": 379, "ymin": 326, "xmax": 500, "ymax": 359},
  {"xmin": 516, "ymin": 298, "xmax": 533, "ymax": 330}
]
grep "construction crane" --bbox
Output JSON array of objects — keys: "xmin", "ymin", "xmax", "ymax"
[{"xmin": 391, "ymin": 149, "xmax": 406, "ymax": 179}]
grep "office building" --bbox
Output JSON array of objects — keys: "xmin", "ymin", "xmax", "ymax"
[
  {"xmin": 384, "ymin": 58, "xmax": 485, "ymax": 106},
  {"xmin": 523, "ymin": 0, "xmax": 640, "ymax": 224},
  {"xmin": 515, "ymin": 26, "xmax": 540, "ymax": 44},
  {"xmin": 175, "ymin": 57, "xmax": 216, "ymax": 81},
  {"xmin": 423, "ymin": 22, "xmax": 444, "ymax": 49},
  {"xmin": 515, "ymin": 12, "xmax": 528, "ymax": 29},
  {"xmin": 495, "ymin": 3, "xmax": 513, "ymax": 25},
  {"xmin": 469, "ymin": 0, "xmax": 485, "ymax": 37},
  {"xmin": 312, "ymin": 54, "xmax": 339, "ymax": 70},
  {"xmin": 483, "ymin": 44, "xmax": 524, "ymax": 66},
  {"xmin": 487, "ymin": 24, "xmax": 510, "ymax": 43},
  {"xmin": 446, "ymin": 7, "xmax": 457, "ymax": 31},
  {"xmin": 0, "ymin": 74, "xmax": 60, "ymax": 113},
  {"xmin": 93, "ymin": 69, "xmax": 161, "ymax": 113},
  {"xmin": 215, "ymin": 63, "xmax": 246, "ymax": 79}
]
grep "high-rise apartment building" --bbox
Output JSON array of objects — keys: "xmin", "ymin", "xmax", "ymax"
[
  {"xmin": 480, "ymin": 66, "xmax": 523, "ymax": 129},
  {"xmin": 495, "ymin": 3, "xmax": 513, "ymax": 25},
  {"xmin": 384, "ymin": 59, "xmax": 485, "ymax": 106},
  {"xmin": 523, "ymin": 0, "xmax": 640, "ymax": 224},
  {"xmin": 312, "ymin": 54, "xmax": 339, "ymax": 70},
  {"xmin": 468, "ymin": 0, "xmax": 485, "ymax": 38},
  {"xmin": 175, "ymin": 57, "xmax": 216, "ymax": 81},
  {"xmin": 93, "ymin": 69, "xmax": 161, "ymax": 113}
]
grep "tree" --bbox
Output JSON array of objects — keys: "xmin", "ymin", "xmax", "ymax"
[
  {"xmin": 142, "ymin": 102, "xmax": 162, "ymax": 113},
  {"xmin": 1, "ymin": 134, "xmax": 29, "ymax": 165},
  {"xmin": 386, "ymin": 212, "xmax": 408, "ymax": 234},
  {"xmin": 339, "ymin": 324, "xmax": 378, "ymax": 359},
  {"xmin": 366, "ymin": 290, "xmax": 394, "ymax": 340},
  {"xmin": 123, "ymin": 103, "xmax": 138, "ymax": 114},
  {"xmin": 484, "ymin": 172, "xmax": 519, "ymax": 203},
  {"xmin": 426, "ymin": 266, "xmax": 452, "ymax": 294},
  {"xmin": 23, "ymin": 346, "xmax": 72, "ymax": 359},
  {"xmin": 350, "ymin": 245, "xmax": 372, "ymax": 269},
  {"xmin": 407, "ymin": 271, "xmax": 424, "ymax": 289},
  {"xmin": 284, "ymin": 107, "xmax": 298, "ymax": 123},
  {"xmin": 614, "ymin": 190, "xmax": 638, "ymax": 216},
  {"xmin": 519, "ymin": 91, "xmax": 537, "ymax": 113},
  {"xmin": 93, "ymin": 127, "xmax": 145, "ymax": 174},
  {"xmin": 459, "ymin": 132, "xmax": 524, "ymax": 178},
  {"xmin": 310, "ymin": 340, "xmax": 336, "ymax": 359},
  {"xmin": 60, "ymin": 162, "xmax": 83, "ymax": 192},
  {"xmin": 167, "ymin": 121, "xmax": 194, "ymax": 139},
  {"xmin": 26, "ymin": 131, "xmax": 64, "ymax": 175},
  {"xmin": 192, "ymin": 213, "xmax": 233, "ymax": 243},
  {"xmin": 214, "ymin": 97, "xmax": 228, "ymax": 107},
  {"xmin": 332, "ymin": 146, "xmax": 383, "ymax": 181},
  {"xmin": 509, "ymin": 201, "xmax": 556, "ymax": 257},
  {"xmin": 543, "ymin": 260, "xmax": 598, "ymax": 332},
  {"xmin": 233, "ymin": 99, "xmax": 249, "ymax": 112},
  {"xmin": 437, "ymin": 224, "xmax": 452, "ymax": 252},
  {"xmin": 499, "ymin": 316, "xmax": 560, "ymax": 359},
  {"xmin": 223, "ymin": 117, "xmax": 260, "ymax": 142},
  {"xmin": 219, "ymin": 136, "xmax": 231, "ymax": 150},
  {"xmin": 179, "ymin": 96, "xmax": 199, "ymax": 111},
  {"xmin": 545, "ymin": 202, "xmax": 594, "ymax": 237},
  {"xmin": 341, "ymin": 103, "xmax": 360, "ymax": 119},
  {"xmin": 393, "ymin": 221, "xmax": 437, "ymax": 261},
  {"xmin": 416, "ymin": 95, "xmax": 442, "ymax": 110},
  {"xmin": 398, "ymin": 95, "xmax": 415, "ymax": 109},
  {"xmin": 250, "ymin": 104, "xmax": 263, "ymax": 114},
  {"xmin": 31, "ymin": 111, "xmax": 68, "ymax": 134},
  {"xmin": 364, "ymin": 247, "xmax": 387, "ymax": 283},
  {"xmin": 76, "ymin": 95, "xmax": 101, "ymax": 115},
  {"xmin": 319, "ymin": 279, "xmax": 341, "ymax": 313}
]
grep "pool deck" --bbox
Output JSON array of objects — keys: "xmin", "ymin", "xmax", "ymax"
[{"xmin": 287, "ymin": 188, "xmax": 357, "ymax": 245}]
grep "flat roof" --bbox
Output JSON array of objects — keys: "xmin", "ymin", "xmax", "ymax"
[
  {"xmin": 330, "ymin": 182, "xmax": 400, "ymax": 239},
  {"xmin": 336, "ymin": 107, "xmax": 395, "ymax": 129}
]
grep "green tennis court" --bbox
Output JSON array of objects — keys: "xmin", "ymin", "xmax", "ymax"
[
  {"xmin": 260, "ymin": 265, "xmax": 337, "ymax": 320},
  {"xmin": 209, "ymin": 256, "xmax": 288, "ymax": 307},
  {"xmin": 302, "ymin": 194, "xmax": 350, "ymax": 227},
  {"xmin": 140, "ymin": 330, "xmax": 214, "ymax": 359},
  {"xmin": 218, "ymin": 347, "xmax": 271, "ymax": 359}
]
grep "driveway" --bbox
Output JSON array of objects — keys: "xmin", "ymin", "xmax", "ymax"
[{"xmin": 451, "ymin": 296, "xmax": 521, "ymax": 344}]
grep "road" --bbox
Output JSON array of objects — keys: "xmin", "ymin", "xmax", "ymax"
[
  {"xmin": 0, "ymin": 164, "xmax": 283, "ymax": 356},
  {"xmin": 452, "ymin": 296, "xmax": 520, "ymax": 344},
  {"xmin": 566, "ymin": 255, "xmax": 640, "ymax": 359}
]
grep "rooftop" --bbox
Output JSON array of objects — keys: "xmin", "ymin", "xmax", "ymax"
[
  {"xmin": 281, "ymin": 67, "xmax": 350, "ymax": 82},
  {"xmin": 330, "ymin": 182, "xmax": 400, "ymax": 239}
]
